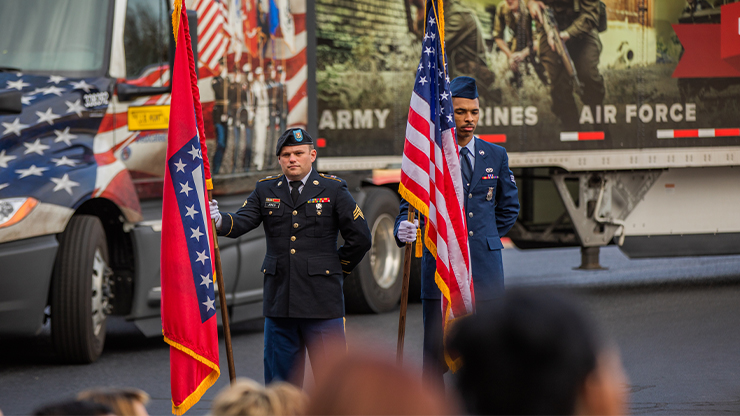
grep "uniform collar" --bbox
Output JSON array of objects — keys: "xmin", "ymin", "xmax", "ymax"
[
  {"xmin": 457, "ymin": 138, "xmax": 476, "ymax": 158},
  {"xmin": 286, "ymin": 168, "xmax": 312, "ymax": 188}
]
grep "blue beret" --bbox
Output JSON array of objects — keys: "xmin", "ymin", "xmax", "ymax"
[
  {"xmin": 276, "ymin": 128, "xmax": 313, "ymax": 155},
  {"xmin": 450, "ymin": 76, "xmax": 478, "ymax": 99}
]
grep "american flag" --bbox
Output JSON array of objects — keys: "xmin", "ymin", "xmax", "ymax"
[
  {"xmin": 399, "ymin": 0, "xmax": 474, "ymax": 361},
  {"xmin": 189, "ymin": 0, "xmax": 230, "ymax": 71}
]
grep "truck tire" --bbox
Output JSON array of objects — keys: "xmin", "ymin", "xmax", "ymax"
[
  {"xmin": 51, "ymin": 215, "xmax": 112, "ymax": 363},
  {"xmin": 345, "ymin": 187, "xmax": 404, "ymax": 313}
]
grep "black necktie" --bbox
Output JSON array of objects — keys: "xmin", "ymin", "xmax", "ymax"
[
  {"xmin": 289, "ymin": 181, "xmax": 301, "ymax": 204},
  {"xmin": 460, "ymin": 147, "xmax": 473, "ymax": 192}
]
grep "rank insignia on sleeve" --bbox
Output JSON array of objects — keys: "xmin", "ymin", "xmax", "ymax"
[
  {"xmin": 482, "ymin": 174, "xmax": 499, "ymax": 180},
  {"xmin": 264, "ymin": 198, "xmax": 281, "ymax": 208},
  {"xmin": 353, "ymin": 204, "xmax": 365, "ymax": 220},
  {"xmin": 242, "ymin": 200, "xmax": 248, "ymax": 207}
]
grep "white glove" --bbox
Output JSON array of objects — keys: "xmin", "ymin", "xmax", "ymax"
[
  {"xmin": 397, "ymin": 219, "xmax": 419, "ymax": 243},
  {"xmin": 210, "ymin": 199, "xmax": 222, "ymax": 230}
]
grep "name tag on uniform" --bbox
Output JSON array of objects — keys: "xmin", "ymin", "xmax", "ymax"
[
  {"xmin": 482, "ymin": 174, "xmax": 499, "ymax": 180},
  {"xmin": 264, "ymin": 198, "xmax": 281, "ymax": 208}
]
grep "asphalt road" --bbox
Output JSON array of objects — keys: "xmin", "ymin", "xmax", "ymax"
[{"xmin": 1, "ymin": 246, "xmax": 739, "ymax": 415}]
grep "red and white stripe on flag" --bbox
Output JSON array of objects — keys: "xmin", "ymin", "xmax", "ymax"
[{"xmin": 399, "ymin": 0, "xmax": 473, "ymax": 372}]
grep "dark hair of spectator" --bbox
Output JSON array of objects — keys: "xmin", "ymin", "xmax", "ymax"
[
  {"xmin": 448, "ymin": 289, "xmax": 604, "ymax": 415},
  {"xmin": 33, "ymin": 400, "xmax": 113, "ymax": 416}
]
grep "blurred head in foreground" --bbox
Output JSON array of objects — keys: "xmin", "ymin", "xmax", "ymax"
[
  {"xmin": 33, "ymin": 400, "xmax": 114, "ymax": 416},
  {"xmin": 306, "ymin": 351, "xmax": 458, "ymax": 415},
  {"xmin": 448, "ymin": 289, "xmax": 628, "ymax": 415},
  {"xmin": 77, "ymin": 388, "xmax": 149, "ymax": 416},
  {"xmin": 211, "ymin": 378, "xmax": 307, "ymax": 416}
]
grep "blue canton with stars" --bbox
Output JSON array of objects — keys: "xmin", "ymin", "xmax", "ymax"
[
  {"xmin": 167, "ymin": 134, "xmax": 217, "ymax": 323},
  {"xmin": 414, "ymin": 2, "xmax": 455, "ymax": 147}
]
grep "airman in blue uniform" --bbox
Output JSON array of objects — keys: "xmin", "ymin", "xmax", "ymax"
[
  {"xmin": 211, "ymin": 128, "xmax": 372, "ymax": 385},
  {"xmin": 394, "ymin": 77, "xmax": 519, "ymax": 387}
]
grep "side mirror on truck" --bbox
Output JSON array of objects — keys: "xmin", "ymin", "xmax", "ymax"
[
  {"xmin": 0, "ymin": 90, "xmax": 22, "ymax": 115},
  {"xmin": 117, "ymin": 10, "xmax": 198, "ymax": 102}
]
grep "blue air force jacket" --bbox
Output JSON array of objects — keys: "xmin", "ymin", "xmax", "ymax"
[{"xmin": 394, "ymin": 138, "xmax": 519, "ymax": 300}]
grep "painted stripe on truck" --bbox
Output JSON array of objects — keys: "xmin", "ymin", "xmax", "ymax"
[
  {"xmin": 657, "ymin": 128, "xmax": 740, "ymax": 139},
  {"xmin": 560, "ymin": 131, "xmax": 604, "ymax": 141}
]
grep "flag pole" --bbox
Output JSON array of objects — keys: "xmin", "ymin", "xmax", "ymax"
[
  {"xmin": 209, "ymin": 191, "xmax": 236, "ymax": 384},
  {"xmin": 396, "ymin": 205, "xmax": 417, "ymax": 365}
]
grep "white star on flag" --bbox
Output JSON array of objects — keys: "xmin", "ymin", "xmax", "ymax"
[
  {"xmin": 190, "ymin": 226, "xmax": 204, "ymax": 242},
  {"xmin": 174, "ymin": 159, "xmax": 186, "ymax": 172},
  {"xmin": 2, "ymin": 118, "xmax": 29, "ymax": 137},
  {"xmin": 202, "ymin": 296, "xmax": 215, "ymax": 311},
  {"xmin": 185, "ymin": 204, "xmax": 199, "ymax": 219},
  {"xmin": 0, "ymin": 184, "xmax": 8, "ymax": 191},
  {"xmin": 419, "ymin": 76, "xmax": 428, "ymax": 86},
  {"xmin": 48, "ymin": 75, "xmax": 66, "ymax": 84},
  {"xmin": 36, "ymin": 108, "xmax": 60, "ymax": 125},
  {"xmin": 195, "ymin": 249, "xmax": 209, "ymax": 265},
  {"xmin": 51, "ymin": 156, "xmax": 77, "ymax": 167},
  {"xmin": 200, "ymin": 274, "xmax": 213, "ymax": 288},
  {"xmin": 424, "ymin": 47, "xmax": 434, "ymax": 56},
  {"xmin": 440, "ymin": 91, "xmax": 449, "ymax": 101},
  {"xmin": 431, "ymin": 32, "xmax": 436, "ymax": 40},
  {"xmin": 21, "ymin": 96, "xmax": 34, "ymax": 105},
  {"xmin": 51, "ymin": 173, "xmax": 80, "ymax": 195},
  {"xmin": 16, "ymin": 164, "xmax": 48, "ymax": 178},
  {"xmin": 70, "ymin": 80, "xmax": 93, "ymax": 92},
  {"xmin": 65, "ymin": 99, "xmax": 85, "ymax": 117},
  {"xmin": 429, "ymin": 16, "xmax": 435, "ymax": 25},
  {"xmin": 42, "ymin": 85, "xmax": 64, "ymax": 96},
  {"xmin": 53, "ymin": 127, "xmax": 77, "ymax": 146},
  {"xmin": 418, "ymin": 62, "xmax": 424, "ymax": 72},
  {"xmin": 180, "ymin": 181, "xmax": 193, "ymax": 196},
  {"xmin": 24, "ymin": 139, "xmax": 50, "ymax": 155},
  {"xmin": 187, "ymin": 145, "xmax": 202, "ymax": 160},
  {"xmin": 447, "ymin": 114, "xmax": 454, "ymax": 123},
  {"xmin": 7, "ymin": 79, "xmax": 30, "ymax": 90},
  {"xmin": 424, "ymin": 32, "xmax": 430, "ymax": 41},
  {"xmin": 0, "ymin": 150, "xmax": 17, "ymax": 168}
]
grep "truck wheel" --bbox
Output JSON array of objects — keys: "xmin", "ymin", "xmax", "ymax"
[
  {"xmin": 345, "ymin": 188, "xmax": 404, "ymax": 313},
  {"xmin": 51, "ymin": 215, "xmax": 112, "ymax": 363}
]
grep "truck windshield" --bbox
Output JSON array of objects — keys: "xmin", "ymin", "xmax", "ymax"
[{"xmin": 0, "ymin": 0, "xmax": 111, "ymax": 75}]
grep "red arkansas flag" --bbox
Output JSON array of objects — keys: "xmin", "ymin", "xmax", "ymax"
[{"xmin": 161, "ymin": 2, "xmax": 219, "ymax": 415}]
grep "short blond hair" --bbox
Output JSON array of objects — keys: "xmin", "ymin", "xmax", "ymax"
[
  {"xmin": 269, "ymin": 382, "xmax": 307, "ymax": 415},
  {"xmin": 77, "ymin": 387, "xmax": 149, "ymax": 416},
  {"xmin": 210, "ymin": 379, "xmax": 307, "ymax": 416}
]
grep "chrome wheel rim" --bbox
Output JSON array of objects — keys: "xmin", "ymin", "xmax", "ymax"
[
  {"xmin": 370, "ymin": 213, "xmax": 402, "ymax": 289},
  {"xmin": 91, "ymin": 249, "xmax": 110, "ymax": 336}
]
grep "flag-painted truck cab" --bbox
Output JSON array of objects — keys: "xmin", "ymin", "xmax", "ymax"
[{"xmin": 0, "ymin": 0, "xmax": 408, "ymax": 363}]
